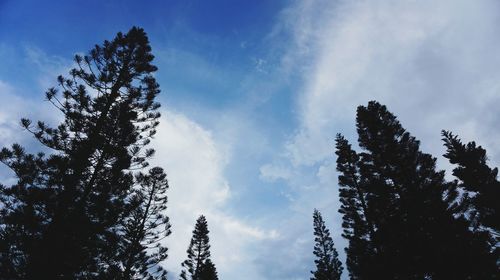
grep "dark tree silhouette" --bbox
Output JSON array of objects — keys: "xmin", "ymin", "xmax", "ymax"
[
  {"xmin": 199, "ymin": 259, "xmax": 219, "ymax": 280},
  {"xmin": 310, "ymin": 209, "xmax": 343, "ymax": 280},
  {"xmin": 180, "ymin": 215, "xmax": 218, "ymax": 280},
  {"xmin": 0, "ymin": 27, "xmax": 168, "ymax": 279},
  {"xmin": 335, "ymin": 101, "xmax": 498, "ymax": 279},
  {"xmin": 335, "ymin": 135, "xmax": 378, "ymax": 280},
  {"xmin": 442, "ymin": 131, "xmax": 500, "ymax": 256},
  {"xmin": 118, "ymin": 167, "xmax": 171, "ymax": 280}
]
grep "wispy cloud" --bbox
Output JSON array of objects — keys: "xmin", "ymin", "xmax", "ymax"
[
  {"xmin": 286, "ymin": 0, "xmax": 500, "ymax": 166},
  {"xmin": 23, "ymin": 46, "xmax": 74, "ymax": 90},
  {"xmin": 259, "ymin": 163, "xmax": 292, "ymax": 182},
  {"xmin": 259, "ymin": 0, "xmax": 500, "ymax": 279},
  {"xmin": 0, "ymin": 43, "xmax": 279, "ymax": 279},
  {"xmin": 150, "ymin": 110, "xmax": 278, "ymax": 279},
  {"xmin": 0, "ymin": 80, "xmax": 59, "ymax": 147},
  {"xmin": 3, "ymin": 2, "xmax": 500, "ymax": 279},
  {"xmin": 0, "ymin": 79, "xmax": 62, "ymax": 188}
]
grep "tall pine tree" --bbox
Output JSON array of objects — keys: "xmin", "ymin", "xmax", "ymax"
[
  {"xmin": 310, "ymin": 209, "xmax": 343, "ymax": 280},
  {"xmin": 335, "ymin": 135, "xmax": 379, "ymax": 280},
  {"xmin": 180, "ymin": 215, "xmax": 218, "ymax": 280},
  {"xmin": 118, "ymin": 167, "xmax": 171, "ymax": 280},
  {"xmin": 0, "ymin": 27, "xmax": 169, "ymax": 278},
  {"xmin": 442, "ymin": 131, "xmax": 500, "ymax": 257},
  {"xmin": 335, "ymin": 101, "xmax": 498, "ymax": 279}
]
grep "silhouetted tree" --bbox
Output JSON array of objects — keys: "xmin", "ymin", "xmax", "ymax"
[
  {"xmin": 0, "ymin": 27, "xmax": 167, "ymax": 279},
  {"xmin": 442, "ymin": 131, "xmax": 500, "ymax": 256},
  {"xmin": 335, "ymin": 135, "xmax": 378, "ymax": 280},
  {"xmin": 199, "ymin": 259, "xmax": 219, "ymax": 280},
  {"xmin": 118, "ymin": 167, "xmax": 171, "ymax": 280},
  {"xmin": 180, "ymin": 215, "xmax": 218, "ymax": 280},
  {"xmin": 310, "ymin": 209, "xmax": 343, "ymax": 280},
  {"xmin": 335, "ymin": 101, "xmax": 498, "ymax": 279}
]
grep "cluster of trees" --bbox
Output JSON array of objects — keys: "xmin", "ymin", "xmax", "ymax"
[
  {"xmin": 313, "ymin": 101, "xmax": 499, "ymax": 279},
  {"xmin": 0, "ymin": 27, "xmax": 498, "ymax": 280},
  {"xmin": 0, "ymin": 27, "xmax": 219, "ymax": 280}
]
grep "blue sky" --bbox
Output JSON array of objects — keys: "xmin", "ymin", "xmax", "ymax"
[{"xmin": 2, "ymin": 0, "xmax": 500, "ymax": 279}]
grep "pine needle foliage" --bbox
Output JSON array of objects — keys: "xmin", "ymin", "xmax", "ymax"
[
  {"xmin": 0, "ymin": 27, "xmax": 170, "ymax": 279},
  {"xmin": 335, "ymin": 101, "xmax": 498, "ymax": 279},
  {"xmin": 180, "ymin": 215, "xmax": 218, "ymax": 280},
  {"xmin": 311, "ymin": 209, "xmax": 343, "ymax": 280}
]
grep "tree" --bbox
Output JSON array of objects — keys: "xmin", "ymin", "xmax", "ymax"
[
  {"xmin": 199, "ymin": 259, "xmax": 219, "ymax": 280},
  {"xmin": 335, "ymin": 101, "xmax": 498, "ymax": 279},
  {"xmin": 442, "ymin": 131, "xmax": 500, "ymax": 257},
  {"xmin": 335, "ymin": 135, "xmax": 379, "ymax": 280},
  {"xmin": 0, "ymin": 27, "xmax": 167, "ymax": 279},
  {"xmin": 310, "ymin": 209, "xmax": 343, "ymax": 280},
  {"xmin": 118, "ymin": 167, "xmax": 171, "ymax": 280},
  {"xmin": 180, "ymin": 215, "xmax": 218, "ymax": 280}
]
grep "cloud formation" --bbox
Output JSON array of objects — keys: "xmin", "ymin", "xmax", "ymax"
[
  {"xmin": 3, "ymin": 2, "xmax": 500, "ymax": 279},
  {"xmin": 286, "ymin": 0, "xmax": 500, "ymax": 166},
  {"xmin": 259, "ymin": 0, "xmax": 500, "ymax": 279},
  {"xmin": 150, "ymin": 110, "xmax": 278, "ymax": 279},
  {"xmin": 0, "ymin": 46, "xmax": 278, "ymax": 279}
]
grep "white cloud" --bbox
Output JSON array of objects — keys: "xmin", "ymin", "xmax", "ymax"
[
  {"xmin": 285, "ymin": 0, "xmax": 500, "ymax": 167},
  {"xmin": 0, "ymin": 80, "xmax": 58, "ymax": 147},
  {"xmin": 0, "ymin": 46, "xmax": 73, "ymax": 150},
  {"xmin": 258, "ymin": 1, "xmax": 500, "ymax": 279},
  {"xmin": 150, "ymin": 109, "xmax": 278, "ymax": 279},
  {"xmin": 4, "ymin": 2, "xmax": 500, "ymax": 279},
  {"xmin": 0, "ymin": 79, "xmax": 62, "ymax": 189},
  {"xmin": 1, "ymin": 42, "xmax": 280, "ymax": 279},
  {"xmin": 24, "ymin": 46, "xmax": 74, "ymax": 90},
  {"xmin": 259, "ymin": 163, "xmax": 292, "ymax": 182},
  {"xmin": 0, "ymin": 81, "xmax": 22, "ymax": 145},
  {"xmin": 0, "ymin": 81, "xmax": 23, "ymax": 185}
]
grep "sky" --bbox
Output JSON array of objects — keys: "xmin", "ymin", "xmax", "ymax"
[{"xmin": 1, "ymin": 0, "xmax": 500, "ymax": 279}]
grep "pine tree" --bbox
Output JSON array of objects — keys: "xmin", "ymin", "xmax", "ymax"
[
  {"xmin": 180, "ymin": 215, "xmax": 218, "ymax": 280},
  {"xmin": 199, "ymin": 259, "xmax": 219, "ymax": 280},
  {"xmin": 0, "ymin": 27, "xmax": 166, "ymax": 278},
  {"xmin": 310, "ymin": 209, "xmax": 343, "ymax": 280},
  {"xmin": 442, "ymin": 131, "xmax": 500, "ymax": 257},
  {"xmin": 118, "ymin": 167, "xmax": 171, "ymax": 280},
  {"xmin": 335, "ymin": 135, "xmax": 379, "ymax": 280},
  {"xmin": 442, "ymin": 131, "xmax": 500, "ymax": 232},
  {"xmin": 335, "ymin": 101, "xmax": 498, "ymax": 279}
]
